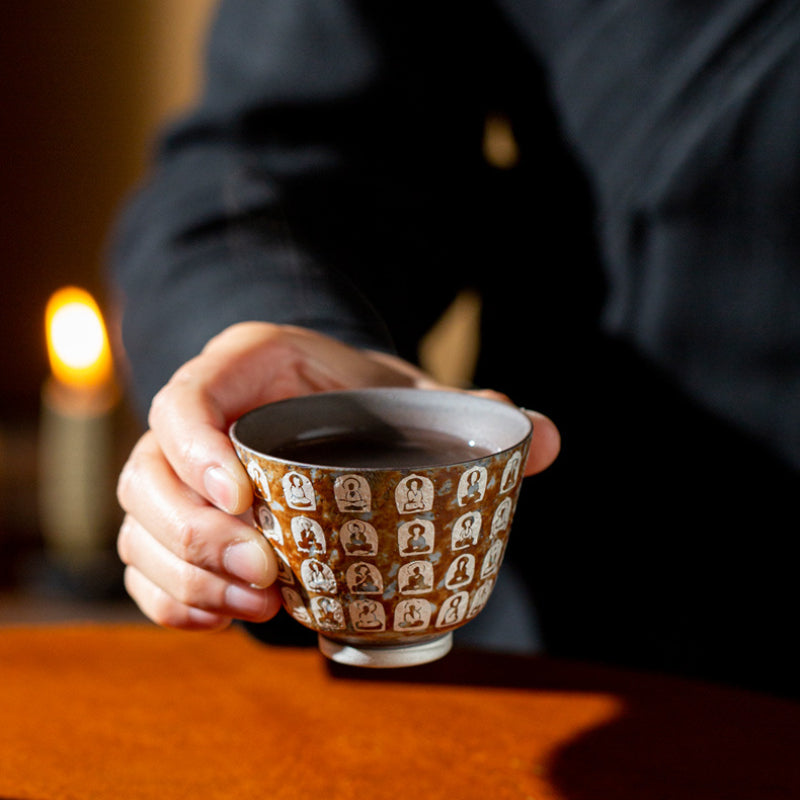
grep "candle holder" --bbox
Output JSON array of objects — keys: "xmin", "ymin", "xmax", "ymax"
[{"xmin": 37, "ymin": 287, "xmax": 124, "ymax": 598}]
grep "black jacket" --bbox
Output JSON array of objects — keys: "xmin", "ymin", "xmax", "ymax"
[{"xmin": 111, "ymin": 0, "xmax": 800, "ymax": 697}]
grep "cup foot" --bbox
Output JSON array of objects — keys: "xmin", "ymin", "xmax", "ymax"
[{"xmin": 318, "ymin": 633, "xmax": 453, "ymax": 668}]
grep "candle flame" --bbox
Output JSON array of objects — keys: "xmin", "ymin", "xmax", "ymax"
[{"xmin": 45, "ymin": 287, "xmax": 114, "ymax": 390}]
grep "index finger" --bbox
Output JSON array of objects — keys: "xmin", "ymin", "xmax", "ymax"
[
  {"xmin": 145, "ymin": 328, "xmax": 306, "ymax": 515},
  {"xmin": 146, "ymin": 321, "xmax": 405, "ymax": 514}
]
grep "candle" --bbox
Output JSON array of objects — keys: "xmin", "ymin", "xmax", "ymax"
[{"xmin": 39, "ymin": 286, "xmax": 120, "ymax": 586}]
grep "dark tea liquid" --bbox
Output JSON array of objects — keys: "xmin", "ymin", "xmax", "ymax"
[{"xmin": 270, "ymin": 427, "xmax": 494, "ymax": 468}]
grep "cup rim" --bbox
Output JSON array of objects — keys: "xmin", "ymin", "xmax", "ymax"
[{"xmin": 229, "ymin": 387, "xmax": 533, "ymax": 472}]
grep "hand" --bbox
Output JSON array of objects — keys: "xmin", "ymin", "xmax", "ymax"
[{"xmin": 116, "ymin": 322, "xmax": 560, "ymax": 631}]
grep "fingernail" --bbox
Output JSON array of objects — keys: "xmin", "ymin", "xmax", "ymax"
[
  {"xmin": 225, "ymin": 584, "xmax": 270, "ymax": 617},
  {"xmin": 224, "ymin": 541, "xmax": 270, "ymax": 587},
  {"xmin": 204, "ymin": 466, "xmax": 239, "ymax": 512}
]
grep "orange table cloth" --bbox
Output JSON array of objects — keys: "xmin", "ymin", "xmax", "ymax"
[{"xmin": 1, "ymin": 624, "xmax": 799, "ymax": 800}]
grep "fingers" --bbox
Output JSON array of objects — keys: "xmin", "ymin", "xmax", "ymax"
[
  {"xmin": 147, "ymin": 323, "xmax": 428, "ymax": 516},
  {"xmin": 120, "ymin": 322, "xmax": 433, "ymax": 631},
  {"xmin": 122, "ymin": 564, "xmax": 282, "ymax": 632},
  {"xmin": 145, "ymin": 322, "xmax": 311, "ymax": 518},
  {"xmin": 117, "ymin": 431, "xmax": 282, "ymax": 629},
  {"xmin": 464, "ymin": 389, "xmax": 561, "ymax": 476},
  {"xmin": 119, "ymin": 521, "xmax": 282, "ymax": 629},
  {"xmin": 147, "ymin": 370, "xmax": 254, "ymax": 519},
  {"xmin": 119, "ymin": 319, "xmax": 561, "ymax": 633},
  {"xmin": 522, "ymin": 410, "xmax": 561, "ymax": 475},
  {"xmin": 118, "ymin": 432, "xmax": 277, "ymax": 583},
  {"xmin": 122, "ymin": 565, "xmax": 232, "ymax": 631}
]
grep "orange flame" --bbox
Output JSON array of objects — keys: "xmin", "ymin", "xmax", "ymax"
[{"xmin": 45, "ymin": 287, "xmax": 114, "ymax": 391}]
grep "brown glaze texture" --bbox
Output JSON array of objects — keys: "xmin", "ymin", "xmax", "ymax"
[{"xmin": 234, "ymin": 438, "xmax": 530, "ymax": 648}]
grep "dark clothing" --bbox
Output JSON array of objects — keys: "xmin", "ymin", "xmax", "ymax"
[{"xmin": 111, "ymin": 1, "xmax": 800, "ymax": 698}]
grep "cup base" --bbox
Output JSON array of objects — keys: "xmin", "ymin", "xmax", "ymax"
[{"xmin": 318, "ymin": 633, "xmax": 453, "ymax": 668}]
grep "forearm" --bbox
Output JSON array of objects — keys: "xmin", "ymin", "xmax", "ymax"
[
  {"xmin": 111, "ymin": 142, "xmax": 396, "ymax": 417},
  {"xmin": 110, "ymin": 1, "xmax": 398, "ymax": 415},
  {"xmin": 109, "ymin": 1, "xmax": 506, "ymax": 417}
]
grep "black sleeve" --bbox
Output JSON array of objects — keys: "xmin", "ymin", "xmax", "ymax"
[{"xmin": 109, "ymin": 0, "xmax": 509, "ymax": 418}]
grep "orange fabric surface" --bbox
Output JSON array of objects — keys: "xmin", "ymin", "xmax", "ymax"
[{"xmin": 1, "ymin": 624, "xmax": 799, "ymax": 800}]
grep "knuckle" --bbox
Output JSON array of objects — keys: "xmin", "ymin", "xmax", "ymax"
[
  {"xmin": 147, "ymin": 364, "xmax": 199, "ymax": 430},
  {"xmin": 116, "ymin": 432, "xmax": 157, "ymax": 509},
  {"xmin": 149, "ymin": 595, "xmax": 190, "ymax": 629},
  {"xmin": 146, "ymin": 383, "xmax": 172, "ymax": 430},
  {"xmin": 173, "ymin": 515, "xmax": 204, "ymax": 562},
  {"xmin": 171, "ymin": 561, "xmax": 210, "ymax": 608},
  {"xmin": 173, "ymin": 431, "xmax": 206, "ymax": 475},
  {"xmin": 172, "ymin": 508, "xmax": 227, "ymax": 572},
  {"xmin": 150, "ymin": 608, "xmax": 179, "ymax": 629},
  {"xmin": 116, "ymin": 519, "xmax": 132, "ymax": 564},
  {"xmin": 115, "ymin": 458, "xmax": 139, "ymax": 509},
  {"xmin": 205, "ymin": 321, "xmax": 280, "ymax": 351}
]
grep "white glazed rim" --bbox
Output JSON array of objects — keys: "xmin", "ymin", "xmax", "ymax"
[{"xmin": 229, "ymin": 387, "xmax": 533, "ymax": 471}]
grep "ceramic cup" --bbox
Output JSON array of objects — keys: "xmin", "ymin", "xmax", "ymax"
[{"xmin": 230, "ymin": 387, "xmax": 532, "ymax": 668}]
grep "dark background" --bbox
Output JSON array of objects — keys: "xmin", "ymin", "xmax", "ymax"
[
  {"xmin": 0, "ymin": 0, "xmax": 479, "ymax": 601},
  {"xmin": 0, "ymin": 0, "xmax": 216, "ymax": 575}
]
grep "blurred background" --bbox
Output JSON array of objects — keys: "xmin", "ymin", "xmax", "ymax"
[
  {"xmin": 0, "ymin": 0, "xmax": 217, "ymax": 623},
  {"xmin": 0, "ymin": 0, "xmax": 483, "ymax": 625}
]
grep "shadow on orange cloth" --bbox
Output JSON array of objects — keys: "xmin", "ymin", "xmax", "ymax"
[{"xmin": 0, "ymin": 624, "xmax": 798, "ymax": 799}]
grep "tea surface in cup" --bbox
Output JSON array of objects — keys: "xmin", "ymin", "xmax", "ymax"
[{"xmin": 269, "ymin": 426, "xmax": 495, "ymax": 469}]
